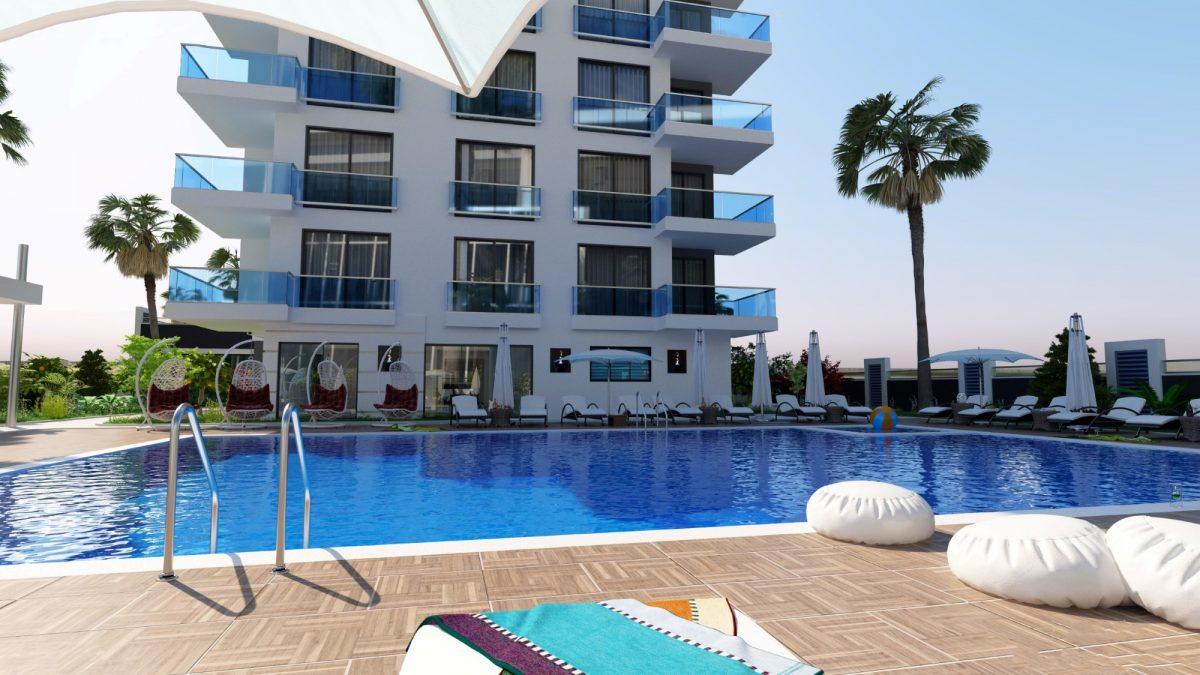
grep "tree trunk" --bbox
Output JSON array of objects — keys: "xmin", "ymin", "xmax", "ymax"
[
  {"xmin": 907, "ymin": 203, "xmax": 933, "ymax": 408},
  {"xmin": 144, "ymin": 274, "xmax": 160, "ymax": 339}
]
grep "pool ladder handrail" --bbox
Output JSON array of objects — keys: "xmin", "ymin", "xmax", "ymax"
[
  {"xmin": 274, "ymin": 402, "xmax": 312, "ymax": 571},
  {"xmin": 160, "ymin": 403, "xmax": 219, "ymax": 580}
]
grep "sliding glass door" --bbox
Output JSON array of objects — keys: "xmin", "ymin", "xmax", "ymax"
[{"xmin": 299, "ymin": 230, "xmax": 391, "ymax": 309}]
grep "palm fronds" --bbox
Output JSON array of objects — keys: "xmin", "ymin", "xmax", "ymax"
[{"xmin": 0, "ymin": 59, "xmax": 31, "ymax": 165}]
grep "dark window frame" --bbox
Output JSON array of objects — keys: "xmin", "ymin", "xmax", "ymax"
[
  {"xmin": 452, "ymin": 237, "xmax": 535, "ymax": 282},
  {"xmin": 304, "ymin": 126, "xmax": 394, "ymax": 176}
]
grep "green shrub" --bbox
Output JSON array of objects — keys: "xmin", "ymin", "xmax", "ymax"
[{"xmin": 38, "ymin": 395, "xmax": 71, "ymax": 419}]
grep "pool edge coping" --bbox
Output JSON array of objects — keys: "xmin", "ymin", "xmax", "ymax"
[{"xmin": 1, "ymin": 500, "xmax": 1196, "ymax": 580}]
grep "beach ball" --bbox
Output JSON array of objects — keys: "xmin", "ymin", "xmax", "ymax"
[{"xmin": 870, "ymin": 406, "xmax": 898, "ymax": 431}]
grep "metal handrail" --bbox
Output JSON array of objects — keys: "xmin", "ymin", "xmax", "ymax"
[
  {"xmin": 160, "ymin": 403, "xmax": 220, "ymax": 580},
  {"xmin": 274, "ymin": 402, "xmax": 312, "ymax": 571}
]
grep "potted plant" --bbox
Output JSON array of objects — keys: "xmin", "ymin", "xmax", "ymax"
[{"xmin": 489, "ymin": 400, "xmax": 512, "ymax": 426}]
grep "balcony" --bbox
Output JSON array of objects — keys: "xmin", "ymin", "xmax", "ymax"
[
  {"xmin": 303, "ymin": 68, "xmax": 399, "ymax": 110},
  {"xmin": 452, "ymin": 87, "xmax": 541, "ymax": 124},
  {"xmin": 655, "ymin": 284, "xmax": 778, "ymax": 334},
  {"xmin": 573, "ymin": 286, "xmax": 654, "ymax": 317},
  {"xmin": 651, "ymin": 94, "xmax": 773, "ymax": 173},
  {"xmin": 573, "ymin": 96, "xmax": 655, "ymax": 134},
  {"xmin": 446, "ymin": 282, "xmax": 540, "ymax": 313},
  {"xmin": 164, "ymin": 267, "xmax": 291, "ymax": 325},
  {"xmin": 295, "ymin": 275, "xmax": 395, "ymax": 310},
  {"xmin": 171, "ymin": 154, "xmax": 295, "ymax": 238},
  {"xmin": 177, "ymin": 44, "xmax": 299, "ymax": 147},
  {"xmin": 297, "ymin": 170, "xmax": 399, "ymax": 211},
  {"xmin": 651, "ymin": 188, "xmax": 775, "ymax": 255},
  {"xmin": 450, "ymin": 181, "xmax": 541, "ymax": 219},
  {"xmin": 573, "ymin": 4, "xmax": 655, "ymax": 45},
  {"xmin": 653, "ymin": 2, "xmax": 771, "ymax": 95},
  {"xmin": 573, "ymin": 190, "xmax": 654, "ymax": 226},
  {"xmin": 524, "ymin": 9, "xmax": 543, "ymax": 32}
]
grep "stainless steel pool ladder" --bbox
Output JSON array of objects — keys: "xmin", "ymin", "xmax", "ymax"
[
  {"xmin": 274, "ymin": 402, "xmax": 312, "ymax": 572},
  {"xmin": 160, "ymin": 403, "xmax": 219, "ymax": 580}
]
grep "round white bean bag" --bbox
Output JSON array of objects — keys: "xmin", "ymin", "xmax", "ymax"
[
  {"xmin": 947, "ymin": 515, "xmax": 1128, "ymax": 608},
  {"xmin": 1107, "ymin": 516, "xmax": 1200, "ymax": 629},
  {"xmin": 806, "ymin": 481, "xmax": 934, "ymax": 545}
]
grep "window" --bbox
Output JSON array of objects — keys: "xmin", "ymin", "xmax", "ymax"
[
  {"xmin": 550, "ymin": 348, "xmax": 572, "ymax": 373},
  {"xmin": 454, "ymin": 239, "xmax": 533, "ymax": 283},
  {"xmin": 667, "ymin": 349, "xmax": 687, "ymax": 374},
  {"xmin": 577, "ymin": 152, "xmax": 651, "ymax": 223},
  {"xmin": 456, "ymin": 141, "xmax": 534, "ymax": 185},
  {"xmin": 670, "ymin": 169, "xmax": 715, "ymax": 219},
  {"xmin": 672, "ymin": 252, "xmax": 714, "ymax": 314},
  {"xmin": 277, "ymin": 342, "xmax": 359, "ymax": 414},
  {"xmin": 300, "ymin": 230, "xmax": 391, "ymax": 309},
  {"xmin": 305, "ymin": 128, "xmax": 392, "ymax": 176},
  {"xmin": 309, "ymin": 39, "xmax": 395, "ymax": 76},
  {"xmin": 576, "ymin": 245, "xmax": 651, "ymax": 316},
  {"xmin": 423, "ymin": 344, "xmax": 533, "ymax": 414},
  {"xmin": 488, "ymin": 50, "xmax": 536, "ymax": 90},
  {"xmin": 578, "ymin": 59, "xmax": 649, "ymax": 102},
  {"xmin": 580, "ymin": 0, "xmax": 649, "ymax": 10},
  {"xmin": 306, "ymin": 39, "xmax": 397, "ymax": 109},
  {"xmin": 589, "ymin": 346, "xmax": 651, "ymax": 382}
]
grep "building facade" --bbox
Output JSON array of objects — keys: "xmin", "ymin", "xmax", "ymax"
[{"xmin": 166, "ymin": 0, "xmax": 776, "ymax": 416}]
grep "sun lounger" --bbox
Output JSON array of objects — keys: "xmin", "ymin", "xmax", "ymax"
[
  {"xmin": 988, "ymin": 395, "xmax": 1040, "ymax": 427},
  {"xmin": 451, "ymin": 395, "xmax": 491, "ymax": 426},
  {"xmin": 712, "ymin": 394, "xmax": 754, "ymax": 423},
  {"xmin": 920, "ymin": 394, "xmax": 987, "ymax": 424},
  {"xmin": 618, "ymin": 395, "xmax": 661, "ymax": 422},
  {"xmin": 560, "ymin": 395, "xmax": 608, "ymax": 426},
  {"xmin": 774, "ymin": 394, "xmax": 826, "ymax": 422},
  {"xmin": 1087, "ymin": 396, "xmax": 1147, "ymax": 433},
  {"xmin": 515, "ymin": 395, "xmax": 548, "ymax": 426},
  {"xmin": 1122, "ymin": 397, "xmax": 1197, "ymax": 437},
  {"xmin": 667, "ymin": 401, "xmax": 704, "ymax": 423},
  {"xmin": 826, "ymin": 394, "xmax": 873, "ymax": 420}
]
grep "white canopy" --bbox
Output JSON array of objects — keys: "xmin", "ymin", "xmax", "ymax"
[
  {"xmin": 1065, "ymin": 313, "xmax": 1098, "ymax": 411},
  {"xmin": 750, "ymin": 331, "xmax": 771, "ymax": 412},
  {"xmin": 559, "ymin": 349, "xmax": 658, "ymax": 415},
  {"xmin": 0, "ymin": 0, "xmax": 547, "ymax": 96},
  {"xmin": 805, "ymin": 331, "xmax": 826, "ymax": 406},
  {"xmin": 492, "ymin": 324, "xmax": 514, "ymax": 408},
  {"xmin": 925, "ymin": 348, "xmax": 1041, "ymax": 364}
]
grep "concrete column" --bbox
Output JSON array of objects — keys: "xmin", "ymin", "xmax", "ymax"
[{"xmin": 6, "ymin": 245, "xmax": 29, "ymax": 427}]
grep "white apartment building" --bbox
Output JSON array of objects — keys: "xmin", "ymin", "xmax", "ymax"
[{"xmin": 165, "ymin": 0, "xmax": 776, "ymax": 417}]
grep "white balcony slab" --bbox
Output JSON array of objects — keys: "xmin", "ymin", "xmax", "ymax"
[
  {"xmin": 177, "ymin": 76, "xmax": 297, "ymax": 148},
  {"xmin": 289, "ymin": 307, "xmax": 396, "ymax": 327},
  {"xmin": 652, "ymin": 215, "xmax": 775, "ymax": 255},
  {"xmin": 570, "ymin": 315, "xmax": 660, "ymax": 332},
  {"xmin": 444, "ymin": 312, "xmax": 542, "ymax": 329},
  {"xmin": 171, "ymin": 187, "xmax": 293, "ymax": 239},
  {"xmin": 660, "ymin": 313, "xmax": 776, "ymax": 337},
  {"xmin": 0, "ymin": 276, "xmax": 41, "ymax": 305},
  {"xmin": 654, "ymin": 28, "xmax": 771, "ymax": 96},
  {"xmin": 164, "ymin": 300, "xmax": 287, "ymax": 329},
  {"xmin": 653, "ymin": 120, "xmax": 772, "ymax": 174}
]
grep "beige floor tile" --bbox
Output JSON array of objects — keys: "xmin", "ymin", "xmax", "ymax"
[
  {"xmin": 489, "ymin": 585, "xmax": 719, "ymax": 611},
  {"xmin": 480, "ymin": 543, "xmax": 664, "ymax": 568},
  {"xmin": 581, "ymin": 559, "xmax": 703, "ymax": 592},
  {"xmin": 898, "ymin": 567, "xmax": 995, "ymax": 601},
  {"xmin": 348, "ymin": 653, "xmax": 404, "ymax": 674},
  {"xmin": 0, "ymin": 591, "xmax": 142, "ymax": 636},
  {"xmin": 203, "ymin": 663, "xmax": 351, "ymax": 675},
  {"xmin": 762, "ymin": 548, "xmax": 885, "ymax": 577},
  {"xmin": 481, "ymin": 564, "xmax": 599, "ymax": 600},
  {"xmin": 671, "ymin": 552, "xmax": 793, "ymax": 583},
  {"xmin": 716, "ymin": 570, "xmax": 960, "ymax": 622},
  {"xmin": 875, "ymin": 603, "xmax": 1072, "ymax": 660},
  {"xmin": 270, "ymin": 559, "xmax": 384, "ymax": 584},
  {"xmin": 375, "ymin": 553, "xmax": 481, "ymax": 576},
  {"xmin": 99, "ymin": 578, "xmax": 266, "ymax": 628},
  {"xmin": 30, "ymin": 571, "xmax": 160, "ymax": 597},
  {"xmin": 1086, "ymin": 635, "xmax": 1200, "ymax": 668},
  {"xmin": 655, "ymin": 533, "xmax": 837, "ymax": 556},
  {"xmin": 0, "ymin": 576, "xmax": 57, "ymax": 600},
  {"xmin": 838, "ymin": 539, "xmax": 950, "ymax": 571},
  {"xmin": 194, "ymin": 604, "xmax": 484, "ymax": 671},
  {"xmin": 987, "ymin": 647, "xmax": 1134, "ymax": 673},
  {"xmin": 762, "ymin": 613, "xmax": 953, "ymax": 674},
  {"xmin": 0, "ymin": 621, "xmax": 229, "ymax": 674},
  {"xmin": 976, "ymin": 600, "xmax": 1189, "ymax": 647},
  {"xmin": 240, "ymin": 578, "xmax": 377, "ymax": 620},
  {"xmin": 711, "ymin": 578, "xmax": 833, "ymax": 621},
  {"xmin": 169, "ymin": 565, "xmax": 275, "ymax": 590},
  {"xmin": 370, "ymin": 571, "xmax": 487, "ymax": 610}
]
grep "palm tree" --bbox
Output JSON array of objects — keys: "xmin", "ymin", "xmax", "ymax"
[
  {"xmin": 85, "ymin": 194, "xmax": 200, "ymax": 338},
  {"xmin": 833, "ymin": 76, "xmax": 990, "ymax": 407},
  {"xmin": 0, "ymin": 59, "xmax": 32, "ymax": 165},
  {"xmin": 205, "ymin": 246, "xmax": 240, "ymax": 301}
]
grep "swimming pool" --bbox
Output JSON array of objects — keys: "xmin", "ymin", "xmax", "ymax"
[{"xmin": 1, "ymin": 427, "xmax": 1196, "ymax": 565}]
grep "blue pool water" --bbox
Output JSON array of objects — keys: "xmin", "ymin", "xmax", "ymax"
[{"xmin": 0, "ymin": 427, "xmax": 1196, "ymax": 564}]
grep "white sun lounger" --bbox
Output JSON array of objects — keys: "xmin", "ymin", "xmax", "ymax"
[
  {"xmin": 618, "ymin": 395, "xmax": 661, "ymax": 422},
  {"xmin": 668, "ymin": 402, "xmax": 705, "ymax": 423},
  {"xmin": 988, "ymin": 395, "xmax": 1041, "ymax": 427},
  {"xmin": 1123, "ymin": 398, "xmax": 1198, "ymax": 437},
  {"xmin": 825, "ymin": 394, "xmax": 873, "ymax": 420},
  {"xmin": 451, "ymin": 395, "xmax": 491, "ymax": 427},
  {"xmin": 515, "ymin": 395, "xmax": 548, "ymax": 426},
  {"xmin": 561, "ymin": 395, "xmax": 608, "ymax": 426},
  {"xmin": 774, "ymin": 394, "xmax": 826, "ymax": 422},
  {"xmin": 920, "ymin": 394, "xmax": 987, "ymax": 423},
  {"xmin": 712, "ymin": 394, "xmax": 754, "ymax": 423}
]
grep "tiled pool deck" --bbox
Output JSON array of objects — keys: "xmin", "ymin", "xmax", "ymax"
[{"xmin": 0, "ymin": 510, "xmax": 1196, "ymax": 673}]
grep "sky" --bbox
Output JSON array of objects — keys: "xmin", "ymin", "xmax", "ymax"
[{"xmin": 1, "ymin": 1, "xmax": 1198, "ymax": 367}]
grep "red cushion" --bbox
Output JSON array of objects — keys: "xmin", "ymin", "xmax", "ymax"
[
  {"xmin": 377, "ymin": 384, "xmax": 418, "ymax": 410},
  {"xmin": 301, "ymin": 384, "xmax": 346, "ymax": 412},
  {"xmin": 148, "ymin": 384, "xmax": 189, "ymax": 414},
  {"xmin": 228, "ymin": 384, "xmax": 272, "ymax": 411}
]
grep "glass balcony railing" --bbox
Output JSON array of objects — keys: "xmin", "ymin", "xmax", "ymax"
[
  {"xmin": 302, "ymin": 68, "xmax": 399, "ymax": 109},
  {"xmin": 296, "ymin": 276, "xmax": 395, "ymax": 310},
  {"xmin": 297, "ymin": 170, "xmax": 398, "ymax": 209},
  {"xmin": 573, "ymin": 4, "xmax": 655, "ymax": 44},
  {"xmin": 167, "ymin": 268, "xmax": 292, "ymax": 305},
  {"xmin": 446, "ymin": 282, "xmax": 541, "ymax": 314},
  {"xmin": 657, "ymin": 285, "xmax": 776, "ymax": 317},
  {"xmin": 179, "ymin": 44, "xmax": 299, "ymax": 88},
  {"xmin": 450, "ymin": 181, "xmax": 541, "ymax": 218},
  {"xmin": 652, "ymin": 188, "xmax": 774, "ymax": 223},
  {"xmin": 651, "ymin": 93, "xmax": 772, "ymax": 131},
  {"xmin": 452, "ymin": 87, "xmax": 542, "ymax": 123},
  {"xmin": 573, "ymin": 191, "xmax": 654, "ymax": 224},
  {"xmin": 573, "ymin": 286, "xmax": 654, "ymax": 317},
  {"xmin": 174, "ymin": 154, "xmax": 295, "ymax": 194},
  {"xmin": 656, "ymin": 1, "xmax": 770, "ymax": 41},
  {"xmin": 573, "ymin": 96, "xmax": 656, "ymax": 133}
]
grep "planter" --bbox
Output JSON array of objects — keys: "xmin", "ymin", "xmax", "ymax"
[
  {"xmin": 702, "ymin": 407, "xmax": 719, "ymax": 425},
  {"xmin": 610, "ymin": 413, "xmax": 629, "ymax": 428},
  {"xmin": 490, "ymin": 409, "xmax": 511, "ymax": 427}
]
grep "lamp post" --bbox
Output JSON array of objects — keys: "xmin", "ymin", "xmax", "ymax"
[{"xmin": 6, "ymin": 245, "xmax": 29, "ymax": 427}]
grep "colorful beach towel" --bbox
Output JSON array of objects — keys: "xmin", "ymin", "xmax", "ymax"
[{"xmin": 408, "ymin": 599, "xmax": 821, "ymax": 674}]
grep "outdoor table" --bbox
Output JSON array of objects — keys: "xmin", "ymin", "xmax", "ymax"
[
  {"xmin": 824, "ymin": 406, "xmax": 845, "ymax": 423},
  {"xmin": 1180, "ymin": 416, "xmax": 1200, "ymax": 442},
  {"xmin": 1032, "ymin": 409, "xmax": 1058, "ymax": 432}
]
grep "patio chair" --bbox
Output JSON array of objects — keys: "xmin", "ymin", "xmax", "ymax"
[
  {"xmin": 451, "ymin": 395, "xmax": 491, "ymax": 426},
  {"xmin": 667, "ymin": 401, "xmax": 704, "ymax": 424},
  {"xmin": 516, "ymin": 395, "xmax": 548, "ymax": 426},
  {"xmin": 561, "ymin": 395, "xmax": 608, "ymax": 425},
  {"xmin": 1087, "ymin": 396, "xmax": 1148, "ymax": 433},
  {"xmin": 774, "ymin": 394, "xmax": 826, "ymax": 422},
  {"xmin": 919, "ymin": 394, "xmax": 987, "ymax": 424},
  {"xmin": 146, "ymin": 357, "xmax": 190, "ymax": 423},
  {"xmin": 299, "ymin": 360, "xmax": 348, "ymax": 423},
  {"xmin": 1120, "ymin": 397, "xmax": 1196, "ymax": 437},
  {"xmin": 988, "ymin": 395, "xmax": 1040, "ymax": 427},
  {"xmin": 223, "ymin": 358, "xmax": 273, "ymax": 424},
  {"xmin": 825, "ymin": 394, "xmax": 873, "ymax": 420},
  {"xmin": 375, "ymin": 361, "xmax": 419, "ymax": 422},
  {"xmin": 712, "ymin": 394, "xmax": 754, "ymax": 423}
]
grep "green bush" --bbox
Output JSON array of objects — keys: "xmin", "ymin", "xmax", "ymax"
[{"xmin": 38, "ymin": 394, "xmax": 71, "ymax": 419}]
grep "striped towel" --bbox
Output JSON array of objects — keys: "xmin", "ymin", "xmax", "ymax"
[{"xmin": 409, "ymin": 599, "xmax": 821, "ymax": 674}]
